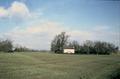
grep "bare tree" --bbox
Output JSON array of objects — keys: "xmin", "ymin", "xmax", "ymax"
[
  {"xmin": 68, "ymin": 40, "xmax": 80, "ymax": 52},
  {"xmin": 51, "ymin": 32, "xmax": 69, "ymax": 53}
]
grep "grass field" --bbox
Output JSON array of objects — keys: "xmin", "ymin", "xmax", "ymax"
[{"xmin": 0, "ymin": 52, "xmax": 120, "ymax": 79}]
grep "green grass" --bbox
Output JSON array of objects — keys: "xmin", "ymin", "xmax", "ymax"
[{"xmin": 0, "ymin": 52, "xmax": 120, "ymax": 79}]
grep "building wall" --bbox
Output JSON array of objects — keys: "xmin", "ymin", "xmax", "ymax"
[{"xmin": 64, "ymin": 49, "xmax": 75, "ymax": 54}]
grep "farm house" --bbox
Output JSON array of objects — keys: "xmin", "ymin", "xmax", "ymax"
[{"xmin": 64, "ymin": 47, "xmax": 75, "ymax": 54}]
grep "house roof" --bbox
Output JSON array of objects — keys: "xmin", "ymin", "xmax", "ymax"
[{"xmin": 64, "ymin": 47, "xmax": 74, "ymax": 49}]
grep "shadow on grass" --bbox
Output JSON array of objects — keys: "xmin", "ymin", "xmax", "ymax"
[{"xmin": 109, "ymin": 68, "xmax": 120, "ymax": 79}]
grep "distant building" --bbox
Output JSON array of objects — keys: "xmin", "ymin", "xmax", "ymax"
[{"xmin": 64, "ymin": 47, "xmax": 75, "ymax": 54}]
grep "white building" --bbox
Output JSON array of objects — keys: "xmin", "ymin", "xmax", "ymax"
[{"xmin": 64, "ymin": 47, "xmax": 75, "ymax": 54}]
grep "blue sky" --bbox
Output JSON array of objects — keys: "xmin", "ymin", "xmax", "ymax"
[{"xmin": 0, "ymin": 0, "xmax": 120, "ymax": 50}]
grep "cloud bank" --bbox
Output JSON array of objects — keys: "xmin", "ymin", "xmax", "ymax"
[
  {"xmin": 2, "ymin": 21, "xmax": 119, "ymax": 50},
  {"xmin": 0, "ymin": 1, "xmax": 119, "ymax": 50},
  {"xmin": 0, "ymin": 1, "xmax": 31, "ymax": 19}
]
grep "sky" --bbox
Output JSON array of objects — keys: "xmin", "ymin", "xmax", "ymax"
[{"xmin": 0, "ymin": 0, "xmax": 120, "ymax": 50}]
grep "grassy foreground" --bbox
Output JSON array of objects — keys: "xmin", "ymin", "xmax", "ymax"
[{"xmin": 0, "ymin": 52, "xmax": 120, "ymax": 79}]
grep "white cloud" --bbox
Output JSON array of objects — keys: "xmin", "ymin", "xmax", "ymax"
[
  {"xmin": 0, "ymin": 1, "xmax": 31, "ymax": 19},
  {"xmin": 2, "ymin": 21, "xmax": 119, "ymax": 50},
  {"xmin": 0, "ymin": 1, "xmax": 119, "ymax": 50},
  {"xmin": 9, "ymin": 1, "xmax": 31, "ymax": 18},
  {"xmin": 3, "ymin": 22, "xmax": 65, "ymax": 50},
  {"xmin": 93, "ymin": 26, "xmax": 110, "ymax": 31},
  {"xmin": 0, "ymin": 7, "xmax": 8, "ymax": 18}
]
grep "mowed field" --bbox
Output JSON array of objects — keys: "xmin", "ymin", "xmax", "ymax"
[{"xmin": 0, "ymin": 52, "xmax": 120, "ymax": 79}]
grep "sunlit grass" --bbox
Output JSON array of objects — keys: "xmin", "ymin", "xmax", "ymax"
[{"xmin": 0, "ymin": 52, "xmax": 120, "ymax": 79}]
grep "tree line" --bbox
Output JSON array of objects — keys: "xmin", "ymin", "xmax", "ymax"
[
  {"xmin": 0, "ymin": 39, "xmax": 13, "ymax": 52},
  {"xmin": 51, "ymin": 32, "xmax": 119, "ymax": 55},
  {"xmin": 0, "ymin": 39, "xmax": 38, "ymax": 52},
  {"xmin": 0, "ymin": 32, "xmax": 119, "ymax": 54}
]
